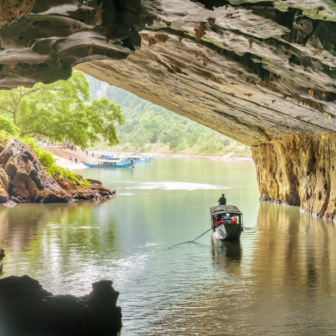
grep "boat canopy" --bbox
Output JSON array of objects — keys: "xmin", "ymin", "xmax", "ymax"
[{"xmin": 210, "ymin": 205, "xmax": 243, "ymax": 216}]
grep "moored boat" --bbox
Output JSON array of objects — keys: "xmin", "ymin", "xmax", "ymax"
[
  {"xmin": 210, "ymin": 205, "xmax": 244, "ymax": 241},
  {"xmin": 102, "ymin": 155, "xmax": 153, "ymax": 163},
  {"xmin": 82, "ymin": 158, "xmax": 135, "ymax": 168}
]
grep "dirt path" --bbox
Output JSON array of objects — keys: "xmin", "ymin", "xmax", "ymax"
[
  {"xmin": 43, "ymin": 146, "xmax": 96, "ymax": 162},
  {"xmin": 42, "ymin": 146, "xmax": 98, "ymax": 169}
]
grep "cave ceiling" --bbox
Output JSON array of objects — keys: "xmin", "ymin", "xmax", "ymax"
[{"xmin": 1, "ymin": 0, "xmax": 336, "ymax": 145}]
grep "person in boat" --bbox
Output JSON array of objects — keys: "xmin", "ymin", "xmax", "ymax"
[
  {"xmin": 230, "ymin": 216, "xmax": 237, "ymax": 224},
  {"xmin": 218, "ymin": 194, "xmax": 226, "ymax": 205},
  {"xmin": 222, "ymin": 213, "xmax": 232, "ymax": 223},
  {"xmin": 215, "ymin": 215, "xmax": 222, "ymax": 226}
]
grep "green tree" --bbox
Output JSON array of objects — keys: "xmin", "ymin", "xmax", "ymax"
[
  {"xmin": 0, "ymin": 116, "xmax": 18, "ymax": 135},
  {"xmin": 130, "ymin": 126, "xmax": 149, "ymax": 151},
  {"xmin": 161, "ymin": 124, "xmax": 185, "ymax": 152},
  {"xmin": 0, "ymin": 70, "xmax": 125, "ymax": 149},
  {"xmin": 140, "ymin": 111, "xmax": 165, "ymax": 143}
]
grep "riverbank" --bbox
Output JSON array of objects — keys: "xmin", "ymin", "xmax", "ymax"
[
  {"xmin": 45, "ymin": 146, "xmax": 253, "ymax": 169},
  {"xmin": 91, "ymin": 142, "xmax": 253, "ymax": 162}
]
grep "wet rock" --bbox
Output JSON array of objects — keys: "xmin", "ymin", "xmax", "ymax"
[
  {"xmin": 69, "ymin": 187, "xmax": 115, "ymax": 201},
  {"xmin": 252, "ymin": 134, "xmax": 336, "ymax": 220},
  {"xmin": 87, "ymin": 178, "xmax": 103, "ymax": 186},
  {"xmin": 54, "ymin": 175, "xmax": 77, "ymax": 191},
  {"xmin": 0, "ymin": 275, "xmax": 122, "ymax": 336}
]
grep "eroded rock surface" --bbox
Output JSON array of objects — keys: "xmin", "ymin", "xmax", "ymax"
[
  {"xmin": 252, "ymin": 135, "xmax": 336, "ymax": 219},
  {"xmin": 0, "ymin": 139, "xmax": 116, "ymax": 204},
  {"xmin": 0, "ymin": 275, "xmax": 122, "ymax": 336},
  {"xmin": 0, "ymin": 0, "xmax": 142, "ymax": 89}
]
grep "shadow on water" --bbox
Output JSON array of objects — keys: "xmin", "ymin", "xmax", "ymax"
[{"xmin": 0, "ymin": 199, "xmax": 120, "ymax": 295}]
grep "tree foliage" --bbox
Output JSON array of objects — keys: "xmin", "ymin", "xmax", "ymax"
[
  {"xmin": 141, "ymin": 111, "xmax": 165, "ymax": 143},
  {"xmin": 161, "ymin": 124, "xmax": 185, "ymax": 152},
  {"xmin": 0, "ymin": 71, "xmax": 125, "ymax": 149},
  {"xmin": 0, "ymin": 116, "xmax": 18, "ymax": 135}
]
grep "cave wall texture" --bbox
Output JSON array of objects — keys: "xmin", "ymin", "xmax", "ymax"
[{"xmin": 1, "ymin": 0, "xmax": 336, "ymax": 218}]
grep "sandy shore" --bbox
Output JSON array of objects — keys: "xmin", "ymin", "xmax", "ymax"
[{"xmin": 52, "ymin": 155, "xmax": 87, "ymax": 170}]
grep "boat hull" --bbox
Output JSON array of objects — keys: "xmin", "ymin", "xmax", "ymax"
[
  {"xmin": 213, "ymin": 224, "xmax": 243, "ymax": 242},
  {"xmin": 82, "ymin": 162, "xmax": 134, "ymax": 168}
]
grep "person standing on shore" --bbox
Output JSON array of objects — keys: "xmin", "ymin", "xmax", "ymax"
[
  {"xmin": 75, "ymin": 156, "xmax": 78, "ymax": 164},
  {"xmin": 92, "ymin": 152, "xmax": 94, "ymax": 157},
  {"xmin": 86, "ymin": 150, "xmax": 88, "ymax": 156},
  {"xmin": 69, "ymin": 155, "xmax": 72, "ymax": 161}
]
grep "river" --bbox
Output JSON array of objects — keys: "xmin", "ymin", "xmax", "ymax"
[{"xmin": 1, "ymin": 158, "xmax": 336, "ymax": 335}]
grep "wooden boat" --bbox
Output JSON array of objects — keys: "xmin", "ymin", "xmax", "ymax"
[
  {"xmin": 210, "ymin": 205, "xmax": 244, "ymax": 241},
  {"xmin": 82, "ymin": 158, "xmax": 135, "ymax": 168}
]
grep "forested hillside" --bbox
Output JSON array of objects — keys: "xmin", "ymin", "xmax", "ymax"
[{"xmin": 87, "ymin": 75, "xmax": 251, "ymax": 157}]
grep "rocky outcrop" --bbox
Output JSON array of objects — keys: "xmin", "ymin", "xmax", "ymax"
[
  {"xmin": 0, "ymin": 275, "xmax": 122, "ymax": 336},
  {"xmin": 252, "ymin": 135, "xmax": 336, "ymax": 220},
  {"xmin": 0, "ymin": 139, "xmax": 71, "ymax": 203},
  {"xmin": 0, "ymin": 139, "xmax": 116, "ymax": 205}
]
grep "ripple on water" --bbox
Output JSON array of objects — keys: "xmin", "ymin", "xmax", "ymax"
[{"xmin": 123, "ymin": 181, "xmax": 230, "ymax": 191}]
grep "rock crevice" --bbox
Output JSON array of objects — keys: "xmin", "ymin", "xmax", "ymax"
[{"xmin": 252, "ymin": 135, "xmax": 336, "ymax": 220}]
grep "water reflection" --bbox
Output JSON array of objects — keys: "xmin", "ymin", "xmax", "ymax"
[
  {"xmin": 0, "ymin": 199, "xmax": 119, "ymax": 294},
  {"xmin": 2, "ymin": 159, "xmax": 336, "ymax": 335}
]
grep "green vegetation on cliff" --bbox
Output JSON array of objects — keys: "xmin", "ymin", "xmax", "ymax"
[{"xmin": 87, "ymin": 76, "xmax": 251, "ymax": 157}]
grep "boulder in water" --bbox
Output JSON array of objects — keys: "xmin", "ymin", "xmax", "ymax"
[{"xmin": 0, "ymin": 275, "xmax": 122, "ymax": 336}]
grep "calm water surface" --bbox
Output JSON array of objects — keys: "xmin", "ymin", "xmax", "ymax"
[{"xmin": 1, "ymin": 158, "xmax": 336, "ymax": 335}]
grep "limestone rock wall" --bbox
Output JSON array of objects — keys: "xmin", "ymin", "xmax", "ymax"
[
  {"xmin": 252, "ymin": 135, "xmax": 336, "ymax": 220},
  {"xmin": 0, "ymin": 0, "xmax": 35, "ymax": 25}
]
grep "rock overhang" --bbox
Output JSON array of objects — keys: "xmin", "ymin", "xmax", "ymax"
[{"xmin": 0, "ymin": 0, "xmax": 336, "ymax": 146}]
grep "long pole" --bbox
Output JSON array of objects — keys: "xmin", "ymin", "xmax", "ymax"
[{"xmin": 169, "ymin": 227, "xmax": 213, "ymax": 248}]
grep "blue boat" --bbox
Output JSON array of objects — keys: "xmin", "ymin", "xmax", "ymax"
[
  {"xmin": 103, "ymin": 155, "xmax": 154, "ymax": 163},
  {"xmin": 82, "ymin": 158, "xmax": 135, "ymax": 168}
]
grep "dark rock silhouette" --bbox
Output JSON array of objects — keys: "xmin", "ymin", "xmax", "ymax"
[{"xmin": 0, "ymin": 275, "xmax": 122, "ymax": 336}]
